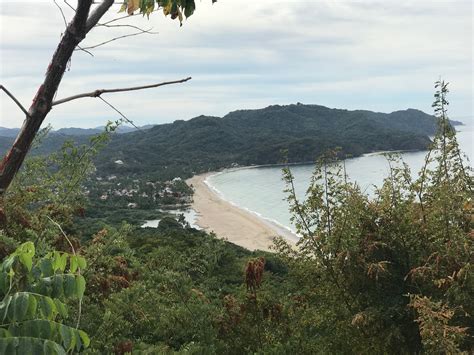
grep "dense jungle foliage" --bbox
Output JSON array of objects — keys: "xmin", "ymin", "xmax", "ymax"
[{"xmin": 0, "ymin": 82, "xmax": 472, "ymax": 353}]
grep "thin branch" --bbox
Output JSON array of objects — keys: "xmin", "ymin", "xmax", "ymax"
[
  {"xmin": 47, "ymin": 216, "xmax": 76, "ymax": 255},
  {"xmin": 54, "ymin": 0, "xmax": 94, "ymax": 57},
  {"xmin": 98, "ymin": 96, "xmax": 140, "ymax": 130},
  {"xmin": 53, "ymin": 0, "xmax": 68, "ymax": 27},
  {"xmin": 76, "ymin": 28, "xmax": 157, "ymax": 51},
  {"xmin": 99, "ymin": 8, "xmax": 159, "ymax": 26},
  {"xmin": 0, "ymin": 85, "xmax": 31, "ymax": 118},
  {"xmin": 63, "ymin": 0, "xmax": 76, "ymax": 12},
  {"xmin": 97, "ymin": 23, "xmax": 157, "ymax": 32},
  {"xmin": 46, "ymin": 216, "xmax": 83, "ymax": 329},
  {"xmin": 76, "ymin": 45, "xmax": 95, "ymax": 57},
  {"xmin": 52, "ymin": 76, "xmax": 192, "ymax": 106}
]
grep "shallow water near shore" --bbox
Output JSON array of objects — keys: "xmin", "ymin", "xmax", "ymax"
[{"xmin": 207, "ymin": 120, "xmax": 473, "ymax": 234}]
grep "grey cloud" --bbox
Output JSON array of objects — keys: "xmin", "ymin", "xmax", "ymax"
[{"xmin": 1, "ymin": 0, "xmax": 472, "ymax": 128}]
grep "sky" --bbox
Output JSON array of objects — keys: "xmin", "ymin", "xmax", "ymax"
[{"xmin": 0, "ymin": 0, "xmax": 472, "ymax": 128}]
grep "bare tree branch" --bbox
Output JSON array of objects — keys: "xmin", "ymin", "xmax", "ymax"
[
  {"xmin": 46, "ymin": 215, "xmax": 83, "ymax": 329},
  {"xmin": 54, "ymin": 0, "xmax": 68, "ymax": 27},
  {"xmin": 0, "ymin": 85, "xmax": 31, "ymax": 118},
  {"xmin": 97, "ymin": 23, "xmax": 157, "ymax": 32},
  {"xmin": 98, "ymin": 9, "xmax": 159, "ymax": 26},
  {"xmin": 52, "ymin": 77, "xmax": 192, "ymax": 106},
  {"xmin": 76, "ymin": 28, "xmax": 157, "ymax": 51},
  {"xmin": 54, "ymin": 0, "xmax": 94, "ymax": 57},
  {"xmin": 63, "ymin": 0, "xmax": 76, "ymax": 12}
]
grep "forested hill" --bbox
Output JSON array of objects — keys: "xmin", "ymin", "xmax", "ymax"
[
  {"xmin": 94, "ymin": 104, "xmax": 440, "ymax": 178},
  {"xmin": 1, "ymin": 104, "xmax": 454, "ymax": 179}
]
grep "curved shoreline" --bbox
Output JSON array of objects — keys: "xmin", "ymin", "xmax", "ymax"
[{"xmin": 186, "ymin": 173, "xmax": 298, "ymax": 251}]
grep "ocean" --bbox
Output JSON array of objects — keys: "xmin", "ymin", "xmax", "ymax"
[{"xmin": 206, "ymin": 120, "xmax": 473, "ymax": 235}]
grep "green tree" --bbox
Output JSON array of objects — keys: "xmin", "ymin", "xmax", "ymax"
[
  {"xmin": 0, "ymin": 0, "xmax": 209, "ymax": 197},
  {"xmin": 0, "ymin": 242, "xmax": 89, "ymax": 354},
  {"xmin": 277, "ymin": 80, "xmax": 473, "ymax": 353}
]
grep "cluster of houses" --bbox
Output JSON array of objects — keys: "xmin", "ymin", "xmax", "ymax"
[{"xmin": 94, "ymin": 176, "xmax": 192, "ymax": 208}]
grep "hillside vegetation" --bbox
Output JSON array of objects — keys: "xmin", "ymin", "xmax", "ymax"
[
  {"xmin": 97, "ymin": 105, "xmax": 440, "ymax": 178},
  {"xmin": 1, "ymin": 104, "xmax": 452, "ymax": 180},
  {"xmin": 0, "ymin": 84, "xmax": 472, "ymax": 353}
]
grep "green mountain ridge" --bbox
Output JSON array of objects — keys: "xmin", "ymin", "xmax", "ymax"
[
  {"xmin": 95, "ymin": 104, "xmax": 440, "ymax": 178},
  {"xmin": 1, "ymin": 104, "xmax": 451, "ymax": 179}
]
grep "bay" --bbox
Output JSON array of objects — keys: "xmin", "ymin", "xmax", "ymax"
[{"xmin": 207, "ymin": 120, "xmax": 473, "ymax": 234}]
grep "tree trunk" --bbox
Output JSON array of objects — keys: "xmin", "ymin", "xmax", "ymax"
[{"xmin": 0, "ymin": 0, "xmax": 93, "ymax": 197}]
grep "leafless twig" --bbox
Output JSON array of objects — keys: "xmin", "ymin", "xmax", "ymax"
[
  {"xmin": 46, "ymin": 216, "xmax": 83, "ymax": 329},
  {"xmin": 97, "ymin": 23, "xmax": 158, "ymax": 32},
  {"xmin": 47, "ymin": 216, "xmax": 77, "ymax": 255},
  {"xmin": 54, "ymin": 0, "xmax": 68, "ymax": 27},
  {"xmin": 77, "ymin": 28, "xmax": 157, "ymax": 50},
  {"xmin": 0, "ymin": 85, "xmax": 31, "ymax": 118},
  {"xmin": 63, "ymin": 0, "xmax": 75, "ymax": 12},
  {"xmin": 98, "ymin": 96, "xmax": 140, "ymax": 130},
  {"xmin": 99, "ymin": 8, "xmax": 159, "ymax": 26},
  {"xmin": 52, "ymin": 76, "xmax": 192, "ymax": 106},
  {"xmin": 54, "ymin": 0, "xmax": 94, "ymax": 57}
]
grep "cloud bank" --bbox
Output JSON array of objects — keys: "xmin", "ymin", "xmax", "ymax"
[{"xmin": 0, "ymin": 0, "xmax": 472, "ymax": 128}]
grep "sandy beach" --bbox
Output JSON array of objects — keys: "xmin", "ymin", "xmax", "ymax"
[{"xmin": 187, "ymin": 173, "xmax": 297, "ymax": 251}]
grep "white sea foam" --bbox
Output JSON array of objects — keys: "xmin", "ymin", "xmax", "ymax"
[{"xmin": 204, "ymin": 173, "xmax": 301, "ymax": 243}]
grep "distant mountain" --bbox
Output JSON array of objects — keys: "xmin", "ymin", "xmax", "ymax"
[
  {"xmin": 0, "ymin": 127, "xmax": 20, "ymax": 137},
  {"xmin": 55, "ymin": 125, "xmax": 155, "ymax": 135},
  {"xmin": 0, "ymin": 124, "xmax": 154, "ymax": 138},
  {"xmin": 1, "ymin": 104, "xmax": 456, "ymax": 179},
  {"xmin": 0, "ymin": 125, "xmax": 155, "ymax": 161},
  {"xmin": 94, "ymin": 104, "xmax": 443, "ymax": 178},
  {"xmin": 54, "ymin": 127, "xmax": 103, "ymax": 136}
]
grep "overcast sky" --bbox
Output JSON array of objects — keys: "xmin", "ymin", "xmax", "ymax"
[{"xmin": 0, "ymin": 0, "xmax": 472, "ymax": 128}]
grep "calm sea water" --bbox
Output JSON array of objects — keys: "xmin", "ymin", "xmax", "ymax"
[{"xmin": 207, "ymin": 120, "xmax": 473, "ymax": 234}]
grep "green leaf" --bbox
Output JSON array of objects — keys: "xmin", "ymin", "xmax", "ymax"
[
  {"xmin": 15, "ymin": 242, "xmax": 35, "ymax": 272},
  {"xmin": 51, "ymin": 276, "xmax": 63, "ymax": 299},
  {"xmin": 64, "ymin": 275, "xmax": 76, "ymax": 298},
  {"xmin": 75, "ymin": 275, "xmax": 86, "ymax": 299},
  {"xmin": 8, "ymin": 320, "xmax": 89, "ymax": 351},
  {"xmin": 69, "ymin": 256, "xmax": 78, "ymax": 274},
  {"xmin": 54, "ymin": 300, "xmax": 67, "ymax": 319},
  {"xmin": 43, "ymin": 339, "xmax": 67, "ymax": 355},
  {"xmin": 76, "ymin": 256, "xmax": 86, "ymax": 270},
  {"xmin": 0, "ymin": 337, "xmax": 66, "ymax": 355},
  {"xmin": 59, "ymin": 324, "xmax": 75, "ymax": 351},
  {"xmin": 26, "ymin": 293, "xmax": 37, "ymax": 319},
  {"xmin": 18, "ymin": 242, "xmax": 35, "ymax": 258},
  {"xmin": 39, "ymin": 259, "xmax": 54, "ymax": 277},
  {"xmin": 12, "ymin": 292, "xmax": 29, "ymax": 322},
  {"xmin": 18, "ymin": 254, "xmax": 32, "ymax": 272},
  {"xmin": 2, "ymin": 255, "xmax": 16, "ymax": 272},
  {"xmin": 0, "ymin": 295, "xmax": 12, "ymax": 322},
  {"xmin": 0, "ymin": 328, "xmax": 11, "ymax": 337},
  {"xmin": 17, "ymin": 337, "xmax": 33, "ymax": 355},
  {"xmin": 34, "ymin": 319, "xmax": 54, "ymax": 340},
  {"xmin": 0, "ymin": 272, "xmax": 8, "ymax": 294},
  {"xmin": 51, "ymin": 252, "xmax": 67, "ymax": 273},
  {"xmin": 37, "ymin": 295, "xmax": 57, "ymax": 320},
  {"xmin": 78, "ymin": 330, "xmax": 90, "ymax": 348},
  {"xmin": 184, "ymin": 0, "xmax": 195, "ymax": 17}
]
